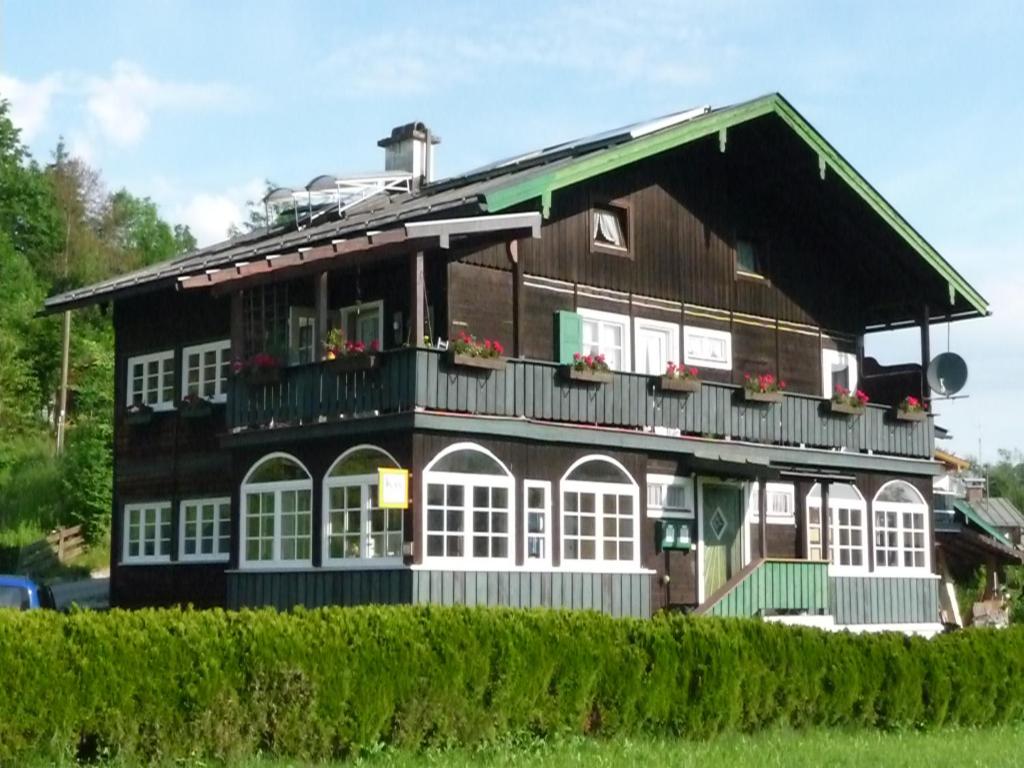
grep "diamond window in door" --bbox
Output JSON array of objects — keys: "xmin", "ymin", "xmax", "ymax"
[{"xmin": 709, "ymin": 506, "xmax": 728, "ymax": 541}]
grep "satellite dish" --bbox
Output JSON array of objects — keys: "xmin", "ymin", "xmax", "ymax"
[{"xmin": 927, "ymin": 352, "xmax": 968, "ymax": 396}]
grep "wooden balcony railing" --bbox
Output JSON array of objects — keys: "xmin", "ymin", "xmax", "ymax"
[
  {"xmin": 228, "ymin": 348, "xmax": 934, "ymax": 458},
  {"xmin": 694, "ymin": 558, "xmax": 831, "ymax": 618}
]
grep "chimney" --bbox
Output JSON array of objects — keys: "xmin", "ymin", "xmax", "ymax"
[{"xmin": 377, "ymin": 122, "xmax": 441, "ymax": 188}]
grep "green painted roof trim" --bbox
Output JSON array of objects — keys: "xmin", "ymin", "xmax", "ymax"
[
  {"xmin": 482, "ymin": 93, "xmax": 989, "ymax": 317},
  {"xmin": 954, "ymin": 499, "xmax": 1012, "ymax": 545}
]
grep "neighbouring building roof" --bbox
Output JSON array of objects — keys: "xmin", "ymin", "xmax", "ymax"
[
  {"xmin": 934, "ymin": 448, "xmax": 971, "ymax": 471},
  {"xmin": 43, "ymin": 93, "xmax": 990, "ymax": 320},
  {"xmin": 953, "ymin": 500, "xmax": 1014, "ymax": 544},
  {"xmin": 969, "ymin": 497, "xmax": 1024, "ymax": 530}
]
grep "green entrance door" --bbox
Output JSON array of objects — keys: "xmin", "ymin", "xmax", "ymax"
[{"xmin": 701, "ymin": 484, "xmax": 744, "ymax": 599}]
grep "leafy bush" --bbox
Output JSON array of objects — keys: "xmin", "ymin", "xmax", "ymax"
[{"xmin": 2, "ymin": 607, "xmax": 1024, "ymax": 765}]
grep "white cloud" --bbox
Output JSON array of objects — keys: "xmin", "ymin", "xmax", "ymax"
[
  {"xmin": 0, "ymin": 73, "xmax": 63, "ymax": 140},
  {"xmin": 84, "ymin": 60, "xmax": 237, "ymax": 146},
  {"xmin": 171, "ymin": 178, "xmax": 265, "ymax": 247}
]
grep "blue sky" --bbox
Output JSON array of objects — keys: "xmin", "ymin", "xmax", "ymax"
[{"xmin": 1, "ymin": 1, "xmax": 1021, "ymax": 458}]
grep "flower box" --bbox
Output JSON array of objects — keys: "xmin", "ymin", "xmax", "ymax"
[
  {"xmin": 448, "ymin": 351, "xmax": 506, "ymax": 371},
  {"xmin": 246, "ymin": 367, "xmax": 281, "ymax": 386},
  {"xmin": 829, "ymin": 400, "xmax": 865, "ymax": 416},
  {"xmin": 741, "ymin": 389, "xmax": 783, "ymax": 404},
  {"xmin": 327, "ymin": 353, "xmax": 379, "ymax": 373},
  {"xmin": 562, "ymin": 365, "xmax": 613, "ymax": 384},
  {"xmin": 124, "ymin": 406, "xmax": 154, "ymax": 426},
  {"xmin": 180, "ymin": 399, "xmax": 214, "ymax": 419},
  {"xmin": 659, "ymin": 376, "xmax": 701, "ymax": 393},
  {"xmin": 895, "ymin": 408, "xmax": 927, "ymax": 422}
]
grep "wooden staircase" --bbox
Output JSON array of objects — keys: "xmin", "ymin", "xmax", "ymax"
[{"xmin": 694, "ymin": 557, "xmax": 830, "ymax": 618}]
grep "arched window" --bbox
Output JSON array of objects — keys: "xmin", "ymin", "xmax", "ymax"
[
  {"xmin": 873, "ymin": 480, "xmax": 928, "ymax": 570},
  {"xmin": 323, "ymin": 445, "xmax": 402, "ymax": 564},
  {"xmin": 241, "ymin": 453, "xmax": 313, "ymax": 568},
  {"xmin": 423, "ymin": 443, "xmax": 514, "ymax": 564},
  {"xmin": 560, "ymin": 456, "xmax": 639, "ymax": 567},
  {"xmin": 806, "ymin": 483, "xmax": 867, "ymax": 571}
]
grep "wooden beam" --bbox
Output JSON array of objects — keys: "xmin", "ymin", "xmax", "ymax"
[
  {"xmin": 920, "ymin": 303, "xmax": 931, "ymax": 401},
  {"xmin": 794, "ymin": 480, "xmax": 808, "ymax": 560},
  {"xmin": 820, "ymin": 481, "xmax": 831, "ymax": 563},
  {"xmin": 230, "ymin": 290, "xmax": 244, "ymax": 361},
  {"xmin": 410, "ymin": 251, "xmax": 425, "ymax": 346},
  {"xmin": 507, "ymin": 240, "xmax": 523, "ymax": 357},
  {"xmin": 315, "ymin": 271, "xmax": 328, "ymax": 360},
  {"xmin": 758, "ymin": 476, "xmax": 768, "ymax": 559}
]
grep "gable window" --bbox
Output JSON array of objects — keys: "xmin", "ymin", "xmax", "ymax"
[
  {"xmin": 180, "ymin": 498, "xmax": 231, "ymax": 561},
  {"xmin": 821, "ymin": 348, "xmax": 859, "ymax": 398},
  {"xmin": 524, "ymin": 480, "xmax": 551, "ymax": 565},
  {"xmin": 578, "ymin": 307, "xmax": 630, "ymax": 371},
  {"xmin": 127, "ymin": 350, "xmax": 175, "ymax": 410},
  {"xmin": 634, "ymin": 318, "xmax": 680, "ymax": 376},
  {"xmin": 736, "ymin": 238, "xmax": 764, "ymax": 277},
  {"xmin": 182, "ymin": 340, "xmax": 231, "ymax": 403},
  {"xmin": 423, "ymin": 443, "xmax": 514, "ymax": 565},
  {"xmin": 591, "ymin": 204, "xmax": 629, "ymax": 255},
  {"xmin": 683, "ymin": 326, "xmax": 732, "ymax": 370},
  {"xmin": 123, "ymin": 502, "xmax": 172, "ymax": 564},
  {"xmin": 561, "ymin": 456, "xmax": 639, "ymax": 568},
  {"xmin": 873, "ymin": 481, "xmax": 928, "ymax": 570},
  {"xmin": 807, "ymin": 483, "xmax": 867, "ymax": 571},
  {"xmin": 323, "ymin": 445, "xmax": 403, "ymax": 564},
  {"xmin": 339, "ymin": 300, "xmax": 384, "ymax": 348},
  {"xmin": 240, "ymin": 453, "xmax": 313, "ymax": 568}
]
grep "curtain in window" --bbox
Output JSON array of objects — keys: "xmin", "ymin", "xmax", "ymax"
[{"xmin": 593, "ymin": 210, "xmax": 623, "ymax": 247}]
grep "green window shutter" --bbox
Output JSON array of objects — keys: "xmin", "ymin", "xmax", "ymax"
[{"xmin": 555, "ymin": 311, "xmax": 582, "ymax": 364}]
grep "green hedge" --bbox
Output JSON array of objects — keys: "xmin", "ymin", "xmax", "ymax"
[{"xmin": 2, "ymin": 607, "xmax": 1024, "ymax": 765}]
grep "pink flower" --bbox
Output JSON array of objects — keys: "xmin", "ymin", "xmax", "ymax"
[
  {"xmin": 574, "ymin": 352, "xmax": 581, "ymax": 361},
  {"xmin": 689, "ymin": 367, "xmax": 698, "ymax": 377},
  {"xmin": 370, "ymin": 339, "xmax": 380, "ymax": 352}
]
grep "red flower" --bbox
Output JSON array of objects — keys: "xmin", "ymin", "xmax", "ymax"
[
  {"xmin": 574, "ymin": 352, "xmax": 581, "ymax": 361},
  {"xmin": 689, "ymin": 367, "xmax": 698, "ymax": 377},
  {"xmin": 370, "ymin": 339, "xmax": 380, "ymax": 352},
  {"xmin": 493, "ymin": 341, "xmax": 504, "ymax": 355}
]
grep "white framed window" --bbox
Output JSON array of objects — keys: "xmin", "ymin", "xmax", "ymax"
[
  {"xmin": 873, "ymin": 480, "xmax": 929, "ymax": 571},
  {"xmin": 240, "ymin": 453, "xmax": 313, "ymax": 568},
  {"xmin": 560, "ymin": 456, "xmax": 639, "ymax": 568},
  {"xmin": 634, "ymin": 318, "xmax": 680, "ymax": 375},
  {"xmin": 807, "ymin": 483, "xmax": 867, "ymax": 572},
  {"xmin": 647, "ymin": 474, "xmax": 694, "ymax": 519},
  {"xmin": 822, "ymin": 348, "xmax": 859, "ymax": 398},
  {"xmin": 683, "ymin": 326, "xmax": 732, "ymax": 370},
  {"xmin": 524, "ymin": 480, "xmax": 551, "ymax": 565},
  {"xmin": 181, "ymin": 340, "xmax": 231, "ymax": 403},
  {"xmin": 127, "ymin": 350, "xmax": 176, "ymax": 410},
  {"xmin": 123, "ymin": 502, "xmax": 172, "ymax": 564},
  {"xmin": 339, "ymin": 300, "xmax": 384, "ymax": 348},
  {"xmin": 749, "ymin": 482, "xmax": 796, "ymax": 524},
  {"xmin": 179, "ymin": 497, "xmax": 231, "ymax": 562},
  {"xmin": 423, "ymin": 443, "xmax": 514, "ymax": 566},
  {"xmin": 323, "ymin": 445, "xmax": 403, "ymax": 565},
  {"xmin": 288, "ymin": 307, "xmax": 317, "ymax": 365},
  {"xmin": 578, "ymin": 307, "xmax": 630, "ymax": 372}
]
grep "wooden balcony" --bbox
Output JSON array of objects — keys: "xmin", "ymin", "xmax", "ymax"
[{"xmin": 227, "ymin": 348, "xmax": 934, "ymax": 459}]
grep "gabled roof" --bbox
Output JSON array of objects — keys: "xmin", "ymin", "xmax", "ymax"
[
  {"xmin": 953, "ymin": 499, "xmax": 1014, "ymax": 544},
  {"xmin": 44, "ymin": 93, "xmax": 989, "ymax": 319},
  {"xmin": 969, "ymin": 497, "xmax": 1024, "ymax": 530}
]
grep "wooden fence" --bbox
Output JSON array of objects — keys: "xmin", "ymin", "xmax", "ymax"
[{"xmin": 16, "ymin": 525, "xmax": 85, "ymax": 574}]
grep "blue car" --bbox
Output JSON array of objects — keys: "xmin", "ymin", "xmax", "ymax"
[{"xmin": 0, "ymin": 575, "xmax": 54, "ymax": 611}]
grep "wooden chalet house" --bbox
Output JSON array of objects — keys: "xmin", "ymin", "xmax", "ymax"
[{"xmin": 45, "ymin": 94, "xmax": 989, "ymax": 634}]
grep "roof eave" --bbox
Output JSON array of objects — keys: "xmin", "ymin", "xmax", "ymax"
[{"xmin": 482, "ymin": 92, "xmax": 989, "ymax": 319}]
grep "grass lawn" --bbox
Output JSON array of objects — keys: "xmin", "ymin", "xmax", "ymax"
[{"xmin": 233, "ymin": 727, "xmax": 1021, "ymax": 768}]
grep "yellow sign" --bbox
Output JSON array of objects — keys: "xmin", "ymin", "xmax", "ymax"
[{"xmin": 378, "ymin": 468, "xmax": 410, "ymax": 509}]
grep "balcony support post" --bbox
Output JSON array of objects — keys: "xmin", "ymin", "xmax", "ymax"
[
  {"xmin": 230, "ymin": 290, "xmax": 244, "ymax": 360},
  {"xmin": 410, "ymin": 250, "xmax": 425, "ymax": 346},
  {"xmin": 315, "ymin": 271, "xmax": 328, "ymax": 360},
  {"xmin": 758, "ymin": 475, "xmax": 768, "ymax": 559},
  {"xmin": 507, "ymin": 240, "xmax": 523, "ymax": 357},
  {"xmin": 920, "ymin": 303, "xmax": 931, "ymax": 402}
]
